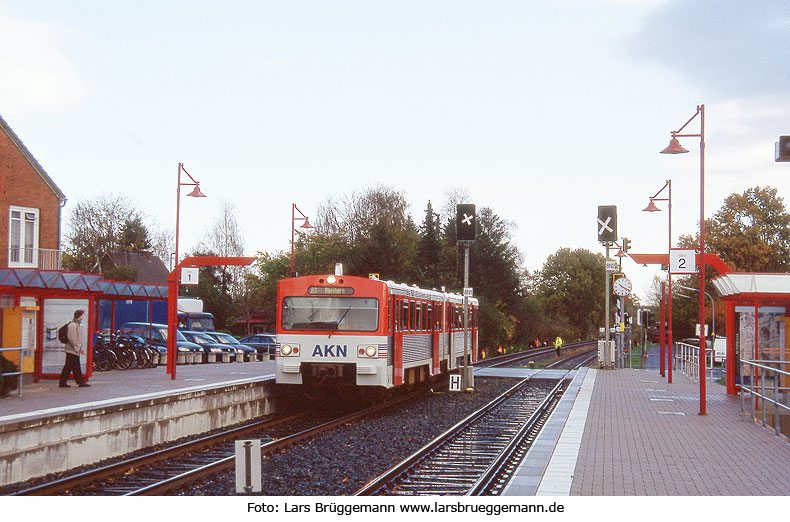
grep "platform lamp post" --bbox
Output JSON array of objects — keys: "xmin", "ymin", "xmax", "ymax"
[
  {"xmin": 290, "ymin": 204, "xmax": 313, "ymax": 277},
  {"xmin": 644, "ymin": 179, "xmax": 673, "ymax": 383},
  {"xmin": 660, "ymin": 104, "xmax": 707, "ymax": 415},
  {"xmin": 167, "ymin": 163, "xmax": 207, "ymax": 379}
]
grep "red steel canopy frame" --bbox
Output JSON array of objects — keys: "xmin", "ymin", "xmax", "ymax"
[
  {"xmin": 628, "ymin": 252, "xmax": 732, "ymax": 276},
  {"xmin": 628, "ymin": 253, "xmax": 732, "ymax": 391},
  {"xmin": 0, "ymin": 269, "xmax": 168, "ymax": 382},
  {"xmin": 711, "ymin": 273, "xmax": 790, "ymax": 395},
  {"xmin": 166, "ymin": 256, "xmax": 255, "ymax": 379}
]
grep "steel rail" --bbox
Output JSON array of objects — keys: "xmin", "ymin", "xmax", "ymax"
[
  {"xmin": 127, "ymin": 389, "xmax": 426, "ymax": 495},
  {"xmin": 466, "ymin": 379, "xmax": 564, "ymax": 495},
  {"xmin": 480, "ymin": 340, "xmax": 596, "ymax": 369},
  {"xmin": 11, "ymin": 413, "xmax": 304, "ymax": 496},
  {"xmin": 355, "ymin": 377, "xmax": 559, "ymax": 496}
]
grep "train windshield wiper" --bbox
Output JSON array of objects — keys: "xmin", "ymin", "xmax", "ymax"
[{"xmin": 329, "ymin": 306, "xmax": 353, "ymax": 337}]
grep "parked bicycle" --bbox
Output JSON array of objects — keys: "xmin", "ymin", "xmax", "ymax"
[{"xmin": 92, "ymin": 332, "xmax": 162, "ymax": 371}]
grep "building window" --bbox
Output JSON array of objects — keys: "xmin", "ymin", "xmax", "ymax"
[{"xmin": 9, "ymin": 206, "xmax": 39, "ymax": 267}]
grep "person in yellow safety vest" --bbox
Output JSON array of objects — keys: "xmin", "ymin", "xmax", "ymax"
[{"xmin": 554, "ymin": 336, "xmax": 563, "ymax": 357}]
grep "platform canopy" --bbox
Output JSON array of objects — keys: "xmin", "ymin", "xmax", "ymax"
[
  {"xmin": 711, "ymin": 273, "xmax": 790, "ymax": 300},
  {"xmin": 0, "ymin": 268, "xmax": 167, "ymax": 298}
]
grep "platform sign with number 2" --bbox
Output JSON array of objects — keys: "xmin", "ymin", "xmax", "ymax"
[{"xmin": 670, "ymin": 249, "xmax": 697, "ymax": 274}]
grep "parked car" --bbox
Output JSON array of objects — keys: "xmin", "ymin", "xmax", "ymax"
[
  {"xmin": 204, "ymin": 332, "xmax": 257, "ymax": 362},
  {"xmin": 239, "ymin": 333, "xmax": 277, "ymax": 358},
  {"xmin": 180, "ymin": 330, "xmax": 238, "ymax": 363},
  {"xmin": 117, "ymin": 322, "xmax": 203, "ymax": 359}
]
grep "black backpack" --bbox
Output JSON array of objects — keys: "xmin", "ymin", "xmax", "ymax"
[{"xmin": 58, "ymin": 322, "xmax": 70, "ymax": 344}]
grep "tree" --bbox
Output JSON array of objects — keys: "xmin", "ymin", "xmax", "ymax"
[
  {"xmin": 534, "ymin": 248, "xmax": 606, "ymax": 339},
  {"xmin": 416, "ymin": 201, "xmax": 442, "ymax": 288},
  {"xmin": 671, "ymin": 186, "xmax": 790, "ymax": 338},
  {"xmin": 201, "ymin": 200, "xmax": 247, "ymax": 297},
  {"xmin": 313, "ymin": 185, "xmax": 419, "ymax": 281},
  {"xmin": 181, "ymin": 249, "xmax": 233, "ymax": 330},
  {"xmin": 63, "ymin": 194, "xmax": 160, "ymax": 273},
  {"xmin": 706, "ymin": 186, "xmax": 790, "ymax": 272}
]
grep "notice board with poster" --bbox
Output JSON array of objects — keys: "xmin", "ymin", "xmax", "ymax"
[{"xmin": 42, "ymin": 298, "xmax": 89, "ymax": 375}]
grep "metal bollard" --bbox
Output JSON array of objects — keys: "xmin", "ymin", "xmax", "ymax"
[{"xmin": 235, "ymin": 440, "xmax": 262, "ymax": 493}]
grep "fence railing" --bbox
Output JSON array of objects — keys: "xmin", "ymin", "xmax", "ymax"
[
  {"xmin": 0, "ymin": 347, "xmax": 24, "ymax": 397},
  {"xmin": 7, "ymin": 247, "xmax": 61, "ymax": 270},
  {"xmin": 739, "ymin": 359, "xmax": 790, "ymax": 437},
  {"xmin": 674, "ymin": 342, "xmax": 716, "ymax": 384}
]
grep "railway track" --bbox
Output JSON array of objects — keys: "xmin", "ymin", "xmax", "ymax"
[
  {"xmin": 477, "ymin": 340, "xmax": 596, "ymax": 368},
  {"xmin": 355, "ymin": 377, "xmax": 567, "ymax": 496},
  {"xmin": 12, "ymin": 391, "xmax": 425, "ymax": 496}
]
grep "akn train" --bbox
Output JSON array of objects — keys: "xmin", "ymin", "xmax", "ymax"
[{"xmin": 275, "ymin": 274, "xmax": 478, "ymax": 392}]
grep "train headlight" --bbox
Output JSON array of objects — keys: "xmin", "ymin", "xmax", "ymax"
[
  {"xmin": 357, "ymin": 344, "xmax": 378, "ymax": 358},
  {"xmin": 327, "ymin": 275, "xmax": 337, "ymax": 285},
  {"xmin": 280, "ymin": 343, "xmax": 300, "ymax": 356}
]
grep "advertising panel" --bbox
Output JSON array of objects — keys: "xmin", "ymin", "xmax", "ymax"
[{"xmin": 42, "ymin": 298, "xmax": 89, "ymax": 375}]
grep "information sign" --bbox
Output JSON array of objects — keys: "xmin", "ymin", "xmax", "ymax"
[{"xmin": 670, "ymin": 249, "xmax": 697, "ymax": 274}]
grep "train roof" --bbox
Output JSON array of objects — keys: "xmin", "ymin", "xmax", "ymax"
[{"xmin": 384, "ymin": 280, "xmax": 478, "ymax": 306}]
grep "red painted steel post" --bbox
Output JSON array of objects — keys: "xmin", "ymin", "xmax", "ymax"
[
  {"xmin": 667, "ymin": 180, "xmax": 673, "ymax": 384},
  {"xmin": 659, "ymin": 282, "xmax": 666, "ymax": 377},
  {"xmin": 726, "ymin": 302, "xmax": 736, "ymax": 395},
  {"xmin": 698, "ymin": 104, "xmax": 707, "ymax": 415},
  {"xmin": 166, "ymin": 270, "xmax": 179, "ymax": 379}
]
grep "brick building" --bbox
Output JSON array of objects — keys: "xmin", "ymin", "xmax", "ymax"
[{"xmin": 0, "ymin": 115, "xmax": 67, "ymax": 270}]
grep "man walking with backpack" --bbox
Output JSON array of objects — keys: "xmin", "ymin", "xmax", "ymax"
[{"xmin": 59, "ymin": 309, "xmax": 89, "ymax": 388}]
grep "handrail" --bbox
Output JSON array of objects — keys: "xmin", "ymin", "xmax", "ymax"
[
  {"xmin": 674, "ymin": 342, "xmax": 715, "ymax": 384},
  {"xmin": 738, "ymin": 359, "xmax": 790, "ymax": 437},
  {"xmin": 0, "ymin": 347, "xmax": 24, "ymax": 396}
]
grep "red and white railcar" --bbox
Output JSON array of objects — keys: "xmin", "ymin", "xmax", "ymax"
[{"xmin": 275, "ymin": 274, "xmax": 478, "ymax": 390}]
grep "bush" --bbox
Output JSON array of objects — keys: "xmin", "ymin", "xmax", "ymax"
[{"xmin": 0, "ymin": 354, "xmax": 19, "ymax": 398}]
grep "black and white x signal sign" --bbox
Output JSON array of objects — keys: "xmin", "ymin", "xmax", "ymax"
[
  {"xmin": 457, "ymin": 204, "xmax": 476, "ymax": 241},
  {"xmin": 597, "ymin": 205, "xmax": 617, "ymax": 243}
]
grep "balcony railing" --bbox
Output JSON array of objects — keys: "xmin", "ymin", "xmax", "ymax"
[{"xmin": 7, "ymin": 247, "xmax": 62, "ymax": 270}]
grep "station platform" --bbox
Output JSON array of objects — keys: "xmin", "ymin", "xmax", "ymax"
[
  {"xmin": 0, "ymin": 361, "xmax": 278, "ymax": 487},
  {"xmin": 501, "ymin": 361, "xmax": 790, "ymax": 496},
  {"xmin": 0, "ymin": 361, "xmax": 277, "ymax": 423}
]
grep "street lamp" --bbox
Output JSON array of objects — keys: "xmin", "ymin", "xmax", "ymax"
[
  {"xmin": 644, "ymin": 179, "xmax": 673, "ymax": 383},
  {"xmin": 290, "ymin": 203, "xmax": 313, "ymax": 277},
  {"xmin": 175, "ymin": 163, "xmax": 207, "ymax": 267},
  {"xmin": 168, "ymin": 162, "xmax": 207, "ymax": 378},
  {"xmin": 660, "ymin": 104, "xmax": 707, "ymax": 415}
]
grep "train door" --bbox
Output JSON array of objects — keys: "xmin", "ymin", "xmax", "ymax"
[
  {"xmin": 431, "ymin": 301, "xmax": 440, "ymax": 375},
  {"xmin": 393, "ymin": 297, "xmax": 404, "ymax": 386},
  {"xmin": 446, "ymin": 302, "xmax": 454, "ymax": 370}
]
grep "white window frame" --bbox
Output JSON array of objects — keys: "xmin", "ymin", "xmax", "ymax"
[{"xmin": 9, "ymin": 206, "xmax": 39, "ymax": 268}]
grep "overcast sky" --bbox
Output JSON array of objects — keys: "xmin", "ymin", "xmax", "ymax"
[{"xmin": 2, "ymin": 0, "xmax": 789, "ymax": 301}]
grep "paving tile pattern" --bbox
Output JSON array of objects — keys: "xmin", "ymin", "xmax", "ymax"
[{"xmin": 570, "ymin": 368, "xmax": 790, "ymax": 495}]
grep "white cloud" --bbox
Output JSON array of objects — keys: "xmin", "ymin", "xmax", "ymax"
[
  {"xmin": 0, "ymin": 12, "xmax": 84, "ymax": 111},
  {"xmin": 627, "ymin": 0, "xmax": 790, "ymax": 98}
]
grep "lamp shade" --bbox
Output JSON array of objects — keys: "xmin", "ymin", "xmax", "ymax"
[
  {"xmin": 615, "ymin": 248, "xmax": 626, "ymax": 258},
  {"xmin": 300, "ymin": 218, "xmax": 314, "ymax": 229},
  {"xmin": 187, "ymin": 185, "xmax": 206, "ymax": 197},
  {"xmin": 643, "ymin": 200, "xmax": 661, "ymax": 212},
  {"xmin": 660, "ymin": 137, "xmax": 689, "ymax": 154}
]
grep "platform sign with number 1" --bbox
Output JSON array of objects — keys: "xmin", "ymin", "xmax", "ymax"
[{"xmin": 181, "ymin": 267, "xmax": 199, "ymax": 285}]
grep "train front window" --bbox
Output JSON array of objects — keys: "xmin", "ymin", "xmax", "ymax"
[{"xmin": 281, "ymin": 297, "xmax": 379, "ymax": 332}]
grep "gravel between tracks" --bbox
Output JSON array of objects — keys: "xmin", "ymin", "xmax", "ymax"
[{"xmin": 181, "ymin": 376, "xmax": 524, "ymax": 496}]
